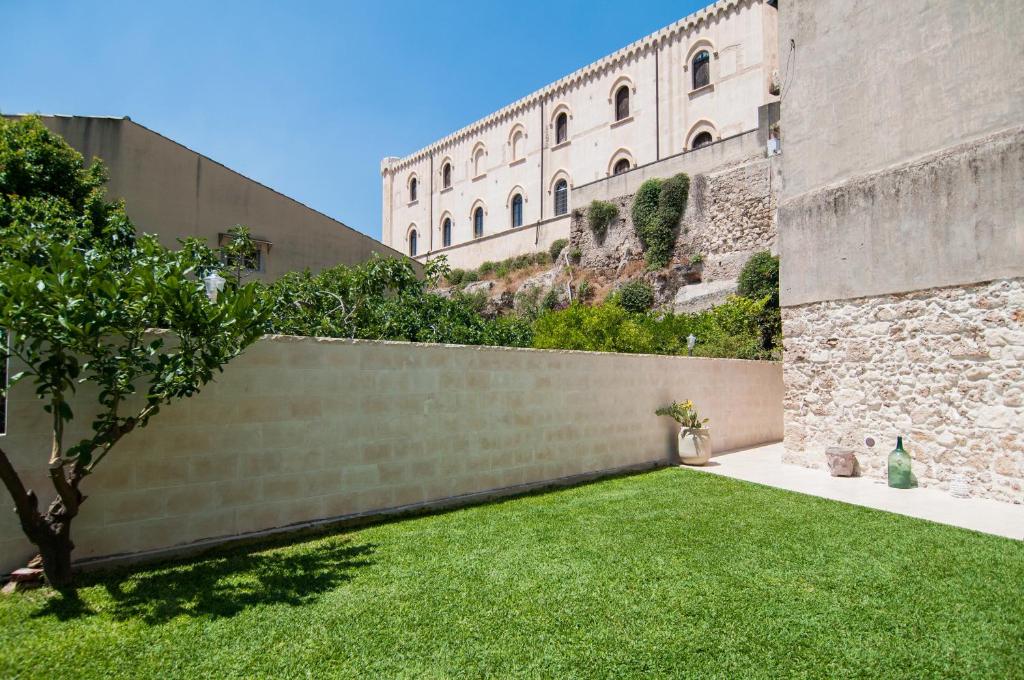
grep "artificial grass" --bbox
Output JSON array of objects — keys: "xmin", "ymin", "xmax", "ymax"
[{"xmin": 1, "ymin": 469, "xmax": 1022, "ymax": 679}]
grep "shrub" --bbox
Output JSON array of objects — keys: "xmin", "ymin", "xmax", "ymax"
[
  {"xmin": 495, "ymin": 262, "xmax": 511, "ymax": 278},
  {"xmin": 588, "ymin": 200, "xmax": 618, "ymax": 239},
  {"xmin": 550, "ymin": 239, "xmax": 569, "ymax": 261},
  {"xmin": 533, "ymin": 296, "xmax": 770, "ymax": 360},
  {"xmin": 631, "ymin": 173, "xmax": 690, "ymax": 269},
  {"xmin": 462, "ymin": 269, "xmax": 480, "ymax": 283},
  {"xmin": 542, "ymin": 287, "xmax": 561, "ymax": 311},
  {"xmin": 447, "ymin": 268, "xmax": 465, "ymax": 285},
  {"xmin": 690, "ymin": 253, "xmax": 704, "ymax": 266},
  {"xmin": 738, "ymin": 251, "xmax": 780, "ymax": 307},
  {"xmin": 615, "ymin": 279, "xmax": 655, "ymax": 313},
  {"xmin": 576, "ymin": 279, "xmax": 592, "ymax": 302},
  {"xmin": 533, "ymin": 251, "xmax": 550, "ymax": 265},
  {"xmin": 478, "ymin": 261, "xmax": 496, "ymax": 275},
  {"xmin": 569, "ymin": 246, "xmax": 582, "ymax": 261},
  {"xmin": 737, "ymin": 251, "xmax": 781, "ymax": 357}
]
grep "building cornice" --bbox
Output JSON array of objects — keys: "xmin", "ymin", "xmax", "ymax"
[{"xmin": 382, "ymin": 0, "xmax": 761, "ymax": 175}]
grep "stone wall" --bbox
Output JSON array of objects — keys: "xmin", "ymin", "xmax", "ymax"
[
  {"xmin": 0, "ymin": 336, "xmax": 784, "ymax": 574},
  {"xmin": 783, "ymin": 278, "xmax": 1024, "ymax": 503},
  {"xmin": 570, "ymin": 155, "xmax": 776, "ymax": 310}
]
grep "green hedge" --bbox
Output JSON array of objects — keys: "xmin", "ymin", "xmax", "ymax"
[{"xmin": 631, "ymin": 173, "xmax": 690, "ymax": 268}]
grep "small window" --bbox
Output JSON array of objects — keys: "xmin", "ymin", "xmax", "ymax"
[
  {"xmin": 511, "ymin": 130, "xmax": 523, "ymax": 161},
  {"xmin": 218, "ymin": 232, "xmax": 269, "ymax": 273},
  {"xmin": 473, "ymin": 148, "xmax": 485, "ymax": 176},
  {"xmin": 555, "ymin": 112, "xmax": 568, "ymax": 144},
  {"xmin": 613, "ymin": 159, "xmax": 631, "ymax": 175},
  {"xmin": 409, "ymin": 177, "xmax": 417, "ymax": 202},
  {"xmin": 442, "ymin": 218, "xmax": 452, "ymax": 247},
  {"xmin": 511, "ymin": 194, "xmax": 523, "ymax": 228},
  {"xmin": 553, "ymin": 180, "xmax": 568, "ymax": 216},
  {"xmin": 614, "ymin": 86, "xmax": 630, "ymax": 121},
  {"xmin": 409, "ymin": 229, "xmax": 418, "ymax": 256},
  {"xmin": 692, "ymin": 50, "xmax": 710, "ymax": 90},
  {"xmin": 442, "ymin": 162, "xmax": 452, "ymax": 189},
  {"xmin": 692, "ymin": 131, "xmax": 714, "ymax": 149},
  {"xmin": 473, "ymin": 207, "xmax": 484, "ymax": 237}
]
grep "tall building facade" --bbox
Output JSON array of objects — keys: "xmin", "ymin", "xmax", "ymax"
[{"xmin": 382, "ymin": 0, "xmax": 779, "ymax": 268}]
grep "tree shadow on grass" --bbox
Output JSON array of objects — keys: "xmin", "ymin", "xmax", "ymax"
[{"xmin": 34, "ymin": 538, "xmax": 375, "ymax": 625}]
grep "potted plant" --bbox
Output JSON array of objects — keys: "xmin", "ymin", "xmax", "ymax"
[{"xmin": 656, "ymin": 400, "xmax": 711, "ymax": 465}]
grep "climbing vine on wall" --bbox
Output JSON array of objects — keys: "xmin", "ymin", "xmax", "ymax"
[{"xmin": 630, "ymin": 173, "xmax": 690, "ymax": 268}]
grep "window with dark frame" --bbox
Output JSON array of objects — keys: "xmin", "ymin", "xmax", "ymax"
[
  {"xmin": 553, "ymin": 180, "xmax": 568, "ymax": 216},
  {"xmin": 692, "ymin": 50, "xmax": 711, "ymax": 90},
  {"xmin": 218, "ymin": 232, "xmax": 269, "ymax": 273},
  {"xmin": 473, "ymin": 207, "xmax": 484, "ymax": 237},
  {"xmin": 409, "ymin": 229, "xmax": 418, "ymax": 256},
  {"xmin": 442, "ymin": 218, "xmax": 452, "ymax": 246},
  {"xmin": 555, "ymin": 112, "xmax": 568, "ymax": 144},
  {"xmin": 614, "ymin": 86, "xmax": 630, "ymax": 121},
  {"xmin": 511, "ymin": 194, "xmax": 523, "ymax": 227},
  {"xmin": 442, "ymin": 163, "xmax": 451, "ymax": 188},
  {"xmin": 692, "ymin": 131, "xmax": 714, "ymax": 149},
  {"xmin": 410, "ymin": 177, "xmax": 418, "ymax": 202},
  {"xmin": 613, "ymin": 158, "xmax": 631, "ymax": 175}
]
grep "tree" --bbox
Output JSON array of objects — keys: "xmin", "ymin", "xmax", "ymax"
[
  {"xmin": 0, "ymin": 116, "xmax": 270, "ymax": 588},
  {"xmin": 737, "ymin": 251, "xmax": 781, "ymax": 356}
]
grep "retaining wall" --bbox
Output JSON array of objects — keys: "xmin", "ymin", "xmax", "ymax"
[{"xmin": 0, "ymin": 336, "xmax": 783, "ymax": 573}]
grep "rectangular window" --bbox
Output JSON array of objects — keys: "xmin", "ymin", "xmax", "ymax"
[{"xmin": 218, "ymin": 233, "xmax": 272, "ymax": 273}]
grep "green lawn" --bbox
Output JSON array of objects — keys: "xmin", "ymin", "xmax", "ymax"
[{"xmin": 1, "ymin": 469, "xmax": 1022, "ymax": 679}]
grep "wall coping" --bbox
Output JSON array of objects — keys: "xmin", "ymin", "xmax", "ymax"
[{"xmin": 256, "ymin": 333, "xmax": 780, "ymax": 364}]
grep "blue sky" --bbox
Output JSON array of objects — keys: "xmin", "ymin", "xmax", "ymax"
[{"xmin": 2, "ymin": 0, "xmax": 707, "ymax": 240}]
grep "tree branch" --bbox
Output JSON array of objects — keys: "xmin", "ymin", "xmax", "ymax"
[{"xmin": 0, "ymin": 445, "xmax": 42, "ymax": 539}]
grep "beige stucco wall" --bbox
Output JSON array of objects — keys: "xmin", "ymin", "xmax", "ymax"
[
  {"xmin": 32, "ymin": 115, "xmax": 412, "ymax": 281},
  {"xmin": 0, "ymin": 337, "xmax": 783, "ymax": 573},
  {"xmin": 384, "ymin": 0, "xmax": 779, "ymax": 261},
  {"xmin": 777, "ymin": 0, "xmax": 1024, "ymax": 306}
]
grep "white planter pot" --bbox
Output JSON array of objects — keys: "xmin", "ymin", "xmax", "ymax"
[{"xmin": 678, "ymin": 427, "xmax": 712, "ymax": 466}]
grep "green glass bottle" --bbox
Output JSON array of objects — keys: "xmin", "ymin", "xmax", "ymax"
[{"xmin": 888, "ymin": 436, "xmax": 913, "ymax": 489}]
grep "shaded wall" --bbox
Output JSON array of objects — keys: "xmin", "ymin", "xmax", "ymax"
[
  {"xmin": 0, "ymin": 337, "xmax": 783, "ymax": 573},
  {"xmin": 34, "ymin": 115, "xmax": 412, "ymax": 280},
  {"xmin": 777, "ymin": 0, "xmax": 1024, "ymax": 500}
]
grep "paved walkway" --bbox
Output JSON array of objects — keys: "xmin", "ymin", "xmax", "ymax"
[{"xmin": 693, "ymin": 442, "xmax": 1024, "ymax": 541}]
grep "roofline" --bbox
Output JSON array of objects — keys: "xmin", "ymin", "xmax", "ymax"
[
  {"xmin": 15, "ymin": 113, "xmax": 406, "ymax": 259},
  {"xmin": 382, "ymin": 0, "xmax": 767, "ymax": 174}
]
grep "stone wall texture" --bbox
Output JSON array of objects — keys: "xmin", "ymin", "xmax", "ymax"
[
  {"xmin": 570, "ymin": 154, "xmax": 776, "ymax": 309},
  {"xmin": 783, "ymin": 278, "xmax": 1024, "ymax": 503},
  {"xmin": 0, "ymin": 336, "xmax": 783, "ymax": 574}
]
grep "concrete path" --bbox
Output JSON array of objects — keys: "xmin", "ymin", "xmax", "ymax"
[{"xmin": 693, "ymin": 442, "xmax": 1024, "ymax": 541}]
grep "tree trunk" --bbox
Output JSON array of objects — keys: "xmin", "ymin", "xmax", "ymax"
[{"xmin": 36, "ymin": 529, "xmax": 75, "ymax": 590}]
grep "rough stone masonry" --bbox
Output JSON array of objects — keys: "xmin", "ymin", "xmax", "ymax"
[{"xmin": 783, "ymin": 278, "xmax": 1024, "ymax": 503}]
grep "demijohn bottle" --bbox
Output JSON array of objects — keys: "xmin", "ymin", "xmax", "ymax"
[{"xmin": 888, "ymin": 436, "xmax": 912, "ymax": 489}]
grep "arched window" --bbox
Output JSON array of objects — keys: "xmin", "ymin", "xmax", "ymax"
[
  {"xmin": 692, "ymin": 131, "xmax": 714, "ymax": 149},
  {"xmin": 442, "ymin": 162, "xmax": 451, "ymax": 189},
  {"xmin": 409, "ymin": 229, "xmax": 418, "ymax": 256},
  {"xmin": 692, "ymin": 50, "xmax": 710, "ymax": 90},
  {"xmin": 511, "ymin": 194, "xmax": 523, "ymax": 228},
  {"xmin": 555, "ymin": 112, "xmax": 568, "ymax": 144},
  {"xmin": 473, "ymin": 207, "xmax": 484, "ymax": 237},
  {"xmin": 511, "ymin": 130, "xmax": 524, "ymax": 161},
  {"xmin": 473, "ymin": 147, "xmax": 485, "ymax": 176},
  {"xmin": 613, "ymin": 158, "xmax": 631, "ymax": 175},
  {"xmin": 553, "ymin": 179, "xmax": 568, "ymax": 216},
  {"xmin": 442, "ymin": 218, "xmax": 452, "ymax": 247},
  {"xmin": 614, "ymin": 86, "xmax": 630, "ymax": 121},
  {"xmin": 409, "ymin": 177, "xmax": 417, "ymax": 202}
]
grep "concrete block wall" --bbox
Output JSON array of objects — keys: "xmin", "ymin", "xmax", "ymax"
[{"xmin": 0, "ymin": 336, "xmax": 783, "ymax": 573}]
